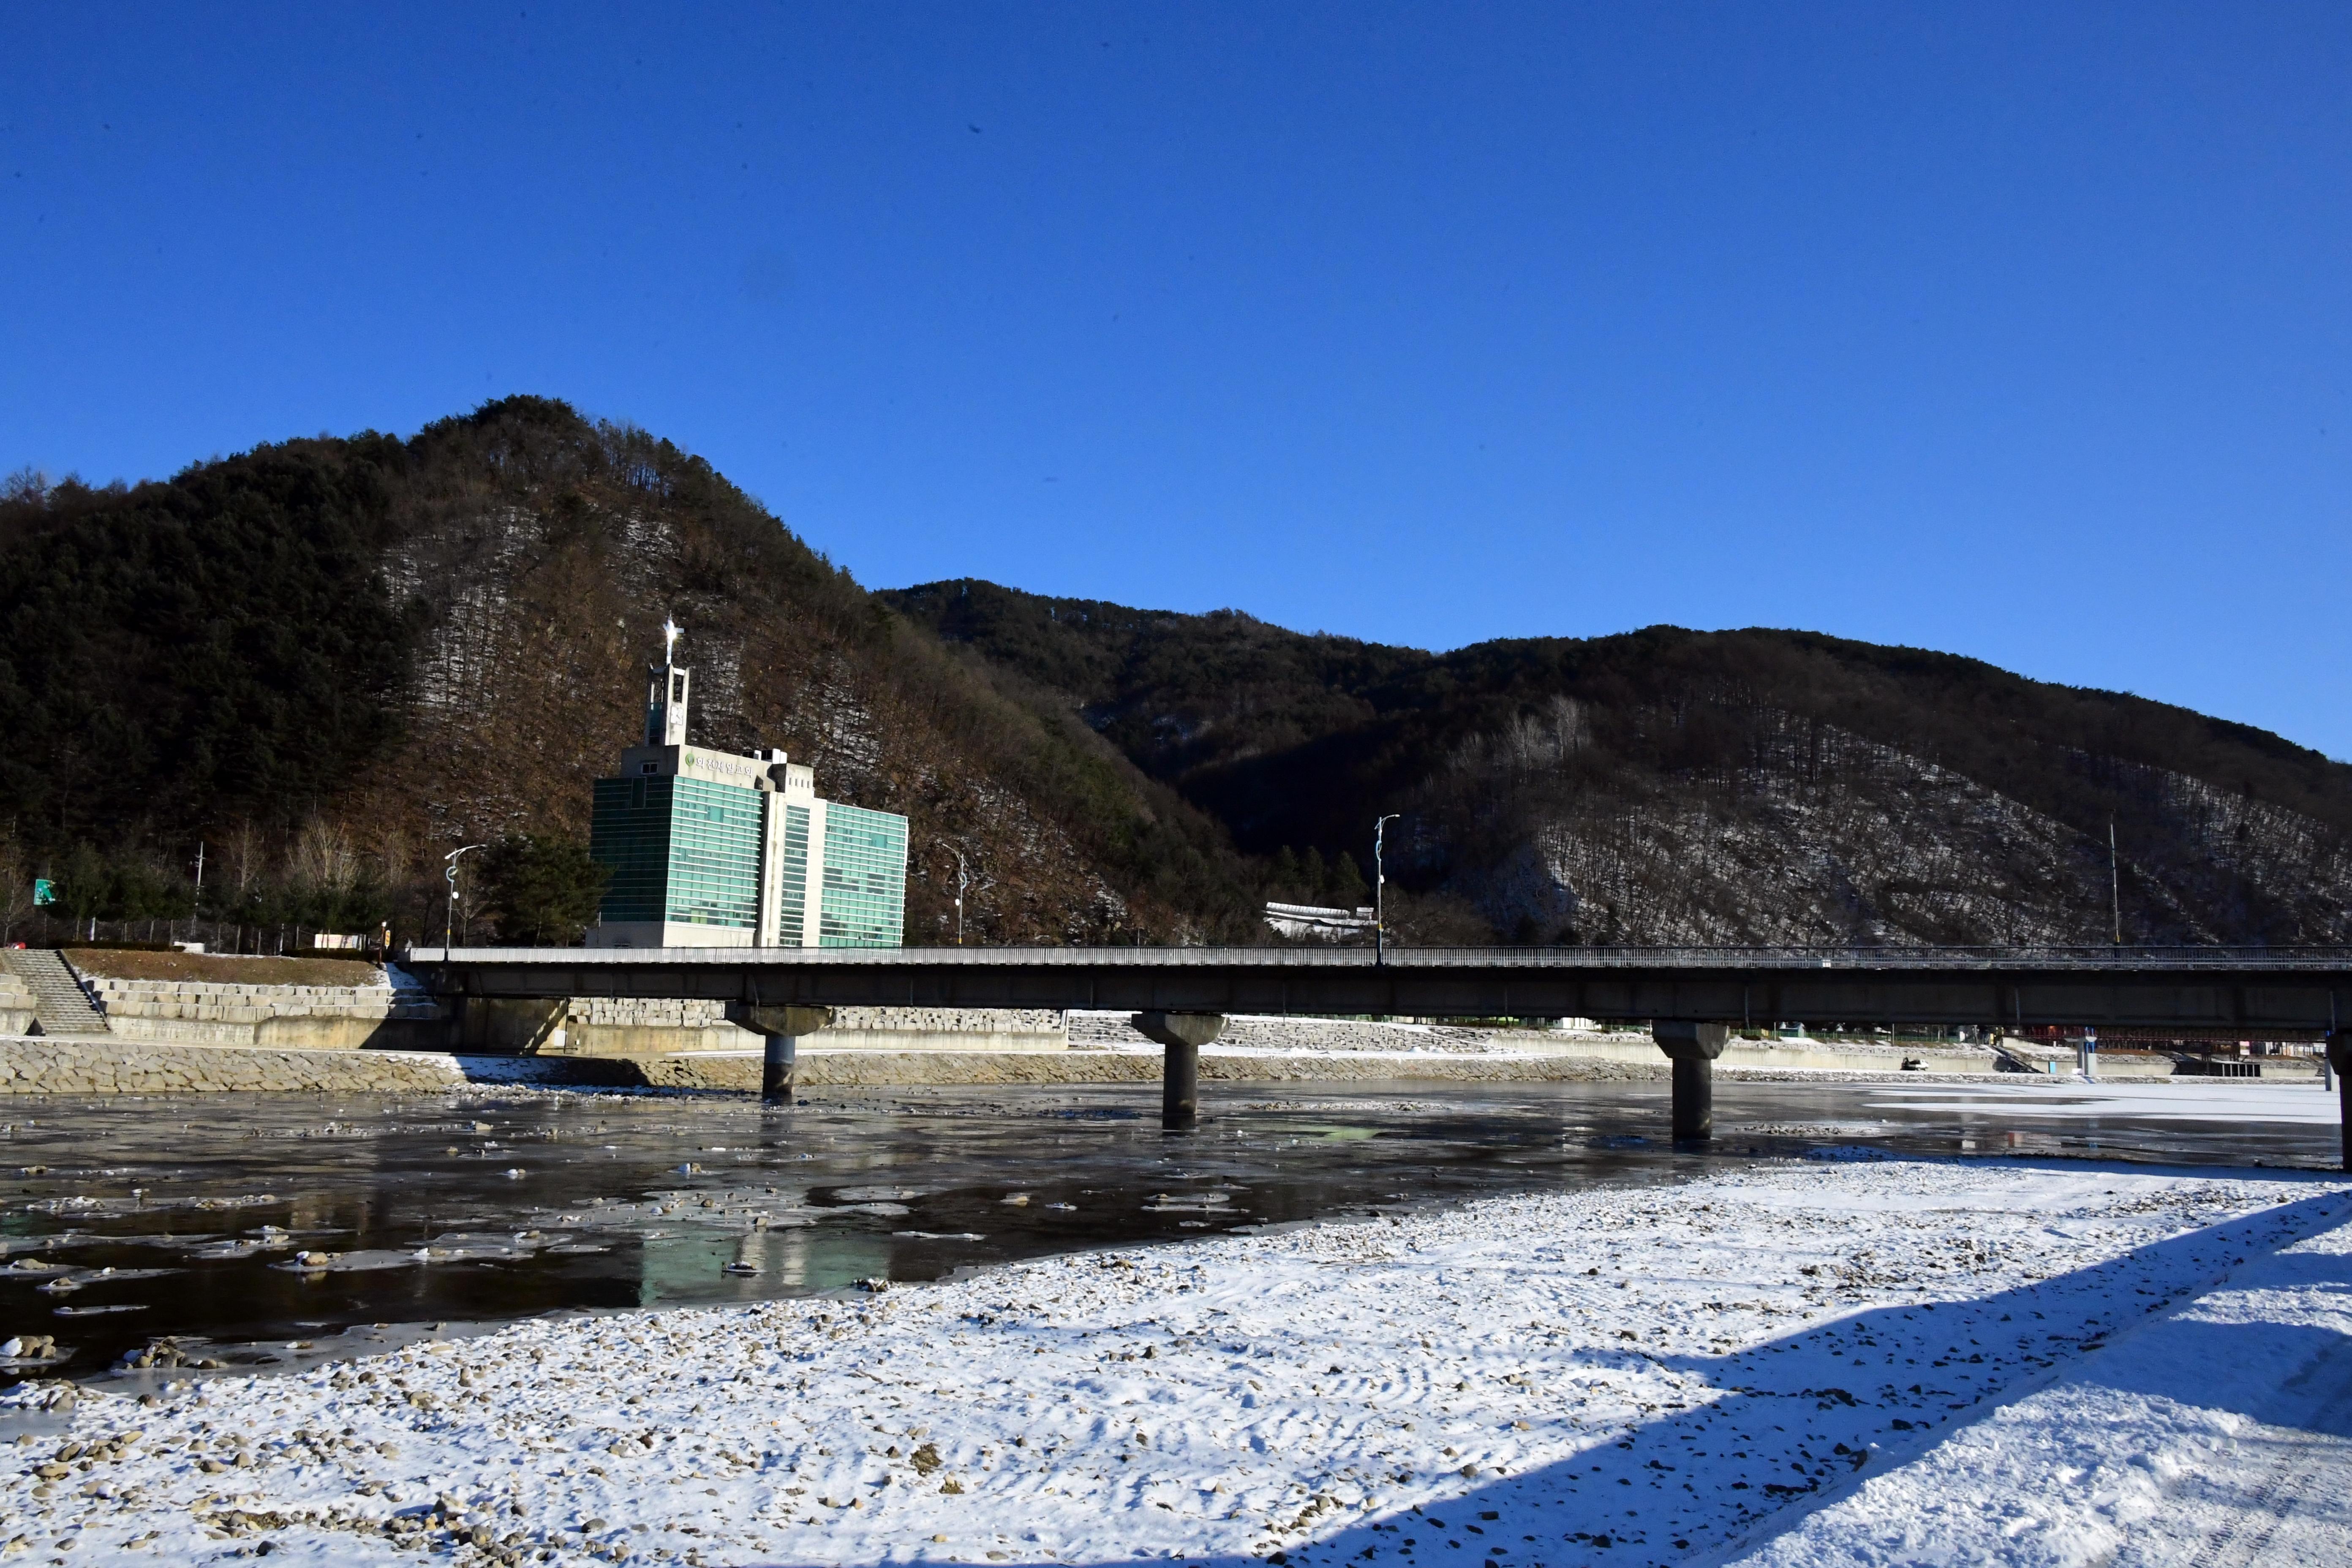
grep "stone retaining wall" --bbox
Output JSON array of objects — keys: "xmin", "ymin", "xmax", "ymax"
[
  {"xmin": 560, "ymin": 1000, "xmax": 1061, "ymax": 1034},
  {"xmin": 1, "ymin": 1031, "xmax": 2219, "ymax": 1097},
  {"xmin": 0, "ymin": 1036, "xmax": 1665, "ymax": 1095},
  {"xmin": 1069, "ymin": 1011, "xmax": 2004, "ymax": 1074},
  {"xmin": 1070, "ymin": 1010, "xmax": 1512, "ymax": 1054},
  {"xmin": 82, "ymin": 975, "xmax": 437, "ymax": 1023},
  {"xmin": 0, "ymin": 975, "xmax": 32, "ymax": 1037},
  {"xmin": 0, "ymin": 1040, "xmax": 476, "ymax": 1094},
  {"xmin": 539, "ymin": 1048, "xmax": 1668, "ymax": 1091},
  {"xmin": 70, "ymin": 969, "xmax": 446, "ymax": 1051},
  {"xmin": 800, "ymin": 1049, "xmax": 1665, "ymax": 1087},
  {"xmin": 1501, "ymin": 1035, "xmax": 1999, "ymax": 1075},
  {"xmin": 537, "ymin": 1000, "xmax": 1069, "ymax": 1058},
  {"xmin": 0, "ymin": 1039, "xmax": 693, "ymax": 1094}
]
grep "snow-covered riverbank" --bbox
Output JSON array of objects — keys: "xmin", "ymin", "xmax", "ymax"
[{"xmin": 4, "ymin": 1156, "xmax": 2346, "ymax": 1566}]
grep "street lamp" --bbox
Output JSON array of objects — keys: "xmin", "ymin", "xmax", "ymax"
[
  {"xmin": 444, "ymin": 844, "xmax": 486, "ymax": 951},
  {"xmin": 1374, "ymin": 814, "xmax": 1400, "ymax": 966},
  {"xmin": 954, "ymin": 847, "xmax": 969, "ymax": 947},
  {"xmin": 947, "ymin": 842, "xmax": 992, "ymax": 947}
]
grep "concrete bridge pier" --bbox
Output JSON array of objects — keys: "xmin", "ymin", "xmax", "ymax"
[
  {"xmin": 734, "ymin": 1006, "xmax": 835, "ymax": 1104},
  {"xmin": 1653, "ymin": 1021, "xmax": 1730, "ymax": 1141},
  {"xmin": 2329, "ymin": 1033, "xmax": 2350, "ymax": 1172},
  {"xmin": 1132, "ymin": 1012, "xmax": 1226, "ymax": 1131}
]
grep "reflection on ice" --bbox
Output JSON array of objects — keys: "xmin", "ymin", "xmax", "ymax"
[{"xmin": 0, "ymin": 1076, "xmax": 2332, "ymax": 1382}]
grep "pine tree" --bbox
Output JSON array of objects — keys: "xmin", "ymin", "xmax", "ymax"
[
  {"xmin": 1300, "ymin": 847, "xmax": 1327, "ymax": 906},
  {"xmin": 1330, "ymin": 851, "xmax": 1369, "ymax": 909},
  {"xmin": 480, "ymin": 835, "xmax": 612, "ymax": 945},
  {"xmin": 49, "ymin": 843, "xmax": 115, "ymax": 929}
]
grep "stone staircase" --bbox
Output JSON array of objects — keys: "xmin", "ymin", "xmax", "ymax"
[
  {"xmin": 381, "ymin": 963, "xmax": 443, "ymax": 1019},
  {"xmin": 0, "ymin": 950, "xmax": 112, "ymax": 1037}
]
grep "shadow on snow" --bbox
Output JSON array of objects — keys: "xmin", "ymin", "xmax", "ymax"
[{"xmin": 773, "ymin": 1162, "xmax": 2350, "ymax": 1568}]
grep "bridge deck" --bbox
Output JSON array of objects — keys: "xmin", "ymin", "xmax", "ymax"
[{"xmin": 407, "ymin": 945, "xmax": 2352, "ymax": 1032}]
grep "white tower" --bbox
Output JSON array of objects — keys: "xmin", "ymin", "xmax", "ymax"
[{"xmin": 644, "ymin": 616, "xmax": 689, "ymax": 747}]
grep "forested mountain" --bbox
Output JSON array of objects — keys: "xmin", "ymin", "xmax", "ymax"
[
  {"xmin": 881, "ymin": 580, "xmax": 2352, "ymax": 946},
  {"xmin": 0, "ymin": 399, "xmax": 1255, "ymax": 944},
  {"xmin": 4, "ymin": 396, "xmax": 2344, "ymax": 949}
]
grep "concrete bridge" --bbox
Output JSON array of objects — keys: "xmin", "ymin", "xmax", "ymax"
[{"xmin": 407, "ymin": 944, "xmax": 2352, "ymax": 1164}]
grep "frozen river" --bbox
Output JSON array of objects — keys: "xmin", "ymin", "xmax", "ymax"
[{"xmin": 0, "ymin": 1075, "xmax": 2338, "ymax": 1382}]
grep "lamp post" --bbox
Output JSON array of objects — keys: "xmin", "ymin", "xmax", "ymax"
[
  {"xmin": 946, "ymin": 843, "xmax": 991, "ymax": 947},
  {"xmin": 1373, "ymin": 814, "xmax": 1399, "ymax": 966},
  {"xmin": 2109, "ymin": 820, "xmax": 2121, "ymax": 947},
  {"xmin": 444, "ymin": 844, "xmax": 486, "ymax": 951}
]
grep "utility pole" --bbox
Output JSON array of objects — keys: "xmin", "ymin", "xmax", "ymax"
[
  {"xmin": 1373, "ymin": 814, "xmax": 1400, "ymax": 966},
  {"xmin": 2109, "ymin": 820, "xmax": 2121, "ymax": 947},
  {"xmin": 190, "ymin": 840, "xmax": 204, "ymax": 950},
  {"xmin": 444, "ymin": 844, "xmax": 486, "ymax": 951}
]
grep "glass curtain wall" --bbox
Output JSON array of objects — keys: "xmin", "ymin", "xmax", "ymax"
[
  {"xmin": 662, "ymin": 776, "xmax": 763, "ymax": 931},
  {"xmin": 818, "ymin": 803, "xmax": 907, "ymax": 947}
]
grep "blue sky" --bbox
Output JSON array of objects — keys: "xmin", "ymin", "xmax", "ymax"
[{"xmin": 5, "ymin": 4, "xmax": 2348, "ymax": 756}]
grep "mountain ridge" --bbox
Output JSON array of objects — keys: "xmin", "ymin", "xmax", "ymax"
[
  {"xmin": 880, "ymin": 577, "xmax": 2352, "ymax": 946},
  {"xmin": 2, "ymin": 397, "xmax": 2343, "ymax": 949},
  {"xmin": 0, "ymin": 400, "xmax": 1257, "ymax": 944}
]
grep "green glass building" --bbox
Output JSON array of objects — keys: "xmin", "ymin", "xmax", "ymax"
[
  {"xmin": 816, "ymin": 802, "xmax": 908, "ymax": 947},
  {"xmin": 585, "ymin": 643, "xmax": 907, "ymax": 949}
]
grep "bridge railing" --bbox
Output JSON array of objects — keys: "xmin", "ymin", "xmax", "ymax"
[{"xmin": 404, "ymin": 943, "xmax": 2352, "ymax": 973}]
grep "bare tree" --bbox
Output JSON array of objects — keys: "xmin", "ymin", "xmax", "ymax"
[
  {"xmin": 226, "ymin": 822, "xmax": 263, "ymax": 902},
  {"xmin": 289, "ymin": 819, "xmax": 358, "ymax": 897}
]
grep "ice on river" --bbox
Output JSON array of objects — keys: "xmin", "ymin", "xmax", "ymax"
[
  {"xmin": 2, "ymin": 1158, "xmax": 2347, "ymax": 1567},
  {"xmin": 1870, "ymin": 1079, "xmax": 2344, "ymax": 1126}
]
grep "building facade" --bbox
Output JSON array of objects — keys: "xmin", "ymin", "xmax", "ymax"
[{"xmin": 587, "ymin": 631, "xmax": 908, "ymax": 948}]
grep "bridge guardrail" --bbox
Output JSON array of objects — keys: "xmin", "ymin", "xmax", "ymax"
[{"xmin": 404, "ymin": 943, "xmax": 2352, "ymax": 975}]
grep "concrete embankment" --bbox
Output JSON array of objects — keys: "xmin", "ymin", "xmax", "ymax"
[
  {"xmin": 0, "ymin": 1036, "xmax": 2281, "ymax": 1095},
  {"xmin": 1071, "ymin": 1010, "xmax": 2009, "ymax": 1074},
  {"xmin": 0, "ymin": 1037, "xmax": 1675, "ymax": 1095},
  {"xmin": 0, "ymin": 1038, "xmax": 556, "ymax": 1095},
  {"xmin": 794, "ymin": 1047, "xmax": 1667, "ymax": 1088}
]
